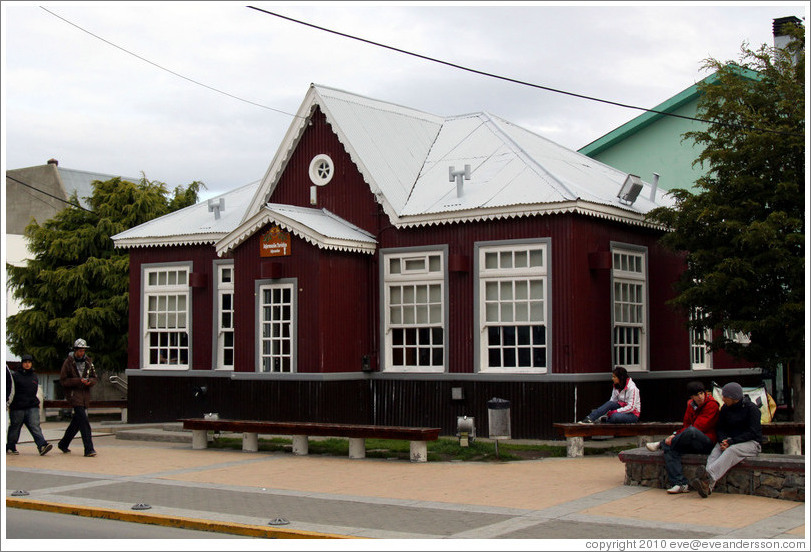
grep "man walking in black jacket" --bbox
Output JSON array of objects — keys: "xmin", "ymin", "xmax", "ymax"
[
  {"xmin": 6, "ymin": 354, "xmax": 52, "ymax": 456},
  {"xmin": 691, "ymin": 382, "xmax": 762, "ymax": 498}
]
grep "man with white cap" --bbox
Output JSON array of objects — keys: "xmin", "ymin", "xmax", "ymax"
[
  {"xmin": 57, "ymin": 338, "xmax": 98, "ymax": 457},
  {"xmin": 691, "ymin": 382, "xmax": 762, "ymax": 498}
]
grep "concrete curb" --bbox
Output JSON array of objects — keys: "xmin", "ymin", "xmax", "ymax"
[{"xmin": 6, "ymin": 497, "xmax": 359, "ymax": 539}]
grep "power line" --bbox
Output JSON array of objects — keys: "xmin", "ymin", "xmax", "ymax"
[
  {"xmin": 247, "ymin": 6, "xmax": 804, "ymax": 138},
  {"xmin": 40, "ymin": 7, "xmax": 302, "ymax": 119},
  {"xmin": 6, "ymin": 175, "xmax": 94, "ymax": 213}
]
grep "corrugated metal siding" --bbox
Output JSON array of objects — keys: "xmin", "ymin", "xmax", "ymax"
[
  {"xmin": 231, "ymin": 223, "xmax": 374, "ymax": 374},
  {"xmin": 129, "ymin": 373, "xmax": 764, "ymax": 437},
  {"xmin": 270, "ymin": 108, "xmax": 382, "ymax": 234},
  {"xmin": 127, "ymin": 245, "xmax": 219, "ymax": 371}
]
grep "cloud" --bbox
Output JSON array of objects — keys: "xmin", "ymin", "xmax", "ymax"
[{"xmin": 3, "ymin": 2, "xmax": 800, "ymax": 198}]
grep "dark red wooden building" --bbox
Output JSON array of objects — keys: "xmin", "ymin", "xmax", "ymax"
[{"xmin": 113, "ymin": 85, "xmax": 760, "ymax": 437}]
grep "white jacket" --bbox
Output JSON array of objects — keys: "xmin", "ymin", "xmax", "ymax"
[{"xmin": 610, "ymin": 377, "xmax": 641, "ymax": 417}]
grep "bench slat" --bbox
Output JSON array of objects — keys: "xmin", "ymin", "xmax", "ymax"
[
  {"xmin": 179, "ymin": 418, "xmax": 441, "ymax": 441},
  {"xmin": 554, "ymin": 421, "xmax": 804, "ymax": 438}
]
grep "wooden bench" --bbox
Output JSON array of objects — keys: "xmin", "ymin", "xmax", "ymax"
[
  {"xmin": 619, "ymin": 448, "xmax": 805, "ymax": 501},
  {"xmin": 554, "ymin": 422, "xmax": 805, "ymax": 458},
  {"xmin": 43, "ymin": 399, "xmax": 129, "ymax": 423},
  {"xmin": 179, "ymin": 418, "xmax": 442, "ymax": 462}
]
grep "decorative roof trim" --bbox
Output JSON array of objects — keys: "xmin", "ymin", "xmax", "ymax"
[
  {"xmin": 114, "ymin": 234, "xmax": 223, "ymax": 249},
  {"xmin": 390, "ymin": 200, "xmax": 669, "ymax": 230},
  {"xmin": 311, "ymin": 90, "xmax": 405, "ymax": 223},
  {"xmin": 241, "ymin": 91, "xmax": 319, "ymax": 222},
  {"xmin": 217, "ymin": 206, "xmax": 376, "ymax": 257}
]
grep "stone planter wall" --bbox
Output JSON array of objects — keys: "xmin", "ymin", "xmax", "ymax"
[{"xmin": 619, "ymin": 448, "xmax": 805, "ymax": 502}]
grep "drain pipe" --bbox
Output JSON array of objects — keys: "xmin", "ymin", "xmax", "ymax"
[{"xmin": 649, "ymin": 173, "xmax": 660, "ymax": 202}]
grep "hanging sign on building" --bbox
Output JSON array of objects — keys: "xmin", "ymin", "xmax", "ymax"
[{"xmin": 260, "ymin": 226, "xmax": 291, "ymax": 257}]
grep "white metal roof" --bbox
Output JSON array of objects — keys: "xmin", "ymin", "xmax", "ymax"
[
  {"xmin": 117, "ymin": 84, "xmax": 674, "ymax": 251},
  {"xmin": 245, "ymin": 84, "xmax": 674, "ymax": 230},
  {"xmin": 58, "ymin": 167, "xmax": 142, "ymax": 209},
  {"xmin": 112, "ymin": 180, "xmax": 261, "ymax": 248},
  {"xmin": 216, "ymin": 203, "xmax": 377, "ymax": 256}
]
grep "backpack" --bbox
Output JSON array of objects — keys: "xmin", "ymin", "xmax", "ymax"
[{"xmin": 711, "ymin": 382, "xmax": 777, "ymax": 424}]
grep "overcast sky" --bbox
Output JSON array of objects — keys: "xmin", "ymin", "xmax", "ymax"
[{"xmin": 2, "ymin": 1, "xmax": 807, "ymax": 200}]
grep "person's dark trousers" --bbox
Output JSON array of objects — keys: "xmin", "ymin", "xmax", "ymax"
[
  {"xmin": 59, "ymin": 406, "xmax": 95, "ymax": 454},
  {"xmin": 7, "ymin": 407, "xmax": 48, "ymax": 449},
  {"xmin": 662, "ymin": 426, "xmax": 714, "ymax": 486}
]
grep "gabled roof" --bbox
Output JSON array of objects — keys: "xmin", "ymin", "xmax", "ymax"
[
  {"xmin": 217, "ymin": 203, "xmax": 376, "ymax": 256},
  {"xmin": 58, "ymin": 167, "xmax": 142, "ymax": 209},
  {"xmin": 112, "ymin": 180, "xmax": 261, "ymax": 248},
  {"xmin": 578, "ymin": 66, "xmax": 760, "ymax": 157},
  {"xmin": 245, "ymin": 84, "xmax": 675, "ymax": 230}
]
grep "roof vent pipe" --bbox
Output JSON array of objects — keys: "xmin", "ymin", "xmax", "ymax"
[
  {"xmin": 650, "ymin": 173, "xmax": 659, "ymax": 202},
  {"xmin": 208, "ymin": 197, "xmax": 225, "ymax": 219},
  {"xmin": 450, "ymin": 165, "xmax": 471, "ymax": 198}
]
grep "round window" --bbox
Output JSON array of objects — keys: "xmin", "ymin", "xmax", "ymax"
[{"xmin": 309, "ymin": 154, "xmax": 334, "ymax": 186}]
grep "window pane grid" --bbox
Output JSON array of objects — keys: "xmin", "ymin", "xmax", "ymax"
[
  {"xmin": 487, "ymin": 324, "xmax": 547, "ymax": 368},
  {"xmin": 388, "ymin": 282, "xmax": 444, "ymax": 368},
  {"xmin": 384, "ymin": 252, "xmax": 445, "ymax": 371},
  {"xmin": 612, "ymin": 248, "xmax": 646, "ymax": 370},
  {"xmin": 144, "ymin": 267, "xmax": 189, "ymax": 368},
  {"xmin": 217, "ymin": 264, "xmax": 235, "ymax": 370},
  {"xmin": 260, "ymin": 284, "xmax": 293, "ymax": 373},
  {"xmin": 480, "ymin": 244, "xmax": 548, "ymax": 372}
]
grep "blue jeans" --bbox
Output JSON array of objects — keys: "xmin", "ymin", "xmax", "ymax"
[
  {"xmin": 662, "ymin": 426, "xmax": 714, "ymax": 486},
  {"xmin": 7, "ymin": 407, "xmax": 48, "ymax": 450},
  {"xmin": 587, "ymin": 400, "xmax": 639, "ymax": 424},
  {"xmin": 59, "ymin": 406, "xmax": 95, "ymax": 454}
]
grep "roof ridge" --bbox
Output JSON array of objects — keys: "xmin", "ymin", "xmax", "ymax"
[{"xmin": 483, "ymin": 113, "xmax": 578, "ymax": 200}]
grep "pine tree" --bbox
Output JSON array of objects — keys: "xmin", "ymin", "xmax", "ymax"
[
  {"xmin": 6, "ymin": 176, "xmax": 202, "ymax": 373},
  {"xmin": 647, "ymin": 23, "xmax": 804, "ymax": 418}
]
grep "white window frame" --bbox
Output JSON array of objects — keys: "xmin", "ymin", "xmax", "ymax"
[
  {"xmin": 256, "ymin": 279, "xmax": 297, "ymax": 373},
  {"xmin": 381, "ymin": 248, "xmax": 447, "ymax": 373},
  {"xmin": 142, "ymin": 263, "xmax": 191, "ymax": 370},
  {"xmin": 611, "ymin": 245, "xmax": 648, "ymax": 371},
  {"xmin": 214, "ymin": 262, "xmax": 235, "ymax": 370},
  {"xmin": 690, "ymin": 308, "xmax": 712, "ymax": 370},
  {"xmin": 476, "ymin": 240, "xmax": 550, "ymax": 374},
  {"xmin": 724, "ymin": 328, "xmax": 751, "ymax": 345}
]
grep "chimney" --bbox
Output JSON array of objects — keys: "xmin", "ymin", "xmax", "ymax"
[
  {"xmin": 47, "ymin": 158, "xmax": 58, "ymax": 166},
  {"xmin": 773, "ymin": 16, "xmax": 802, "ymax": 50},
  {"xmin": 649, "ymin": 173, "xmax": 659, "ymax": 202}
]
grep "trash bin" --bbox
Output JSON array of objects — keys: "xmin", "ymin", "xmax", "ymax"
[{"xmin": 487, "ymin": 397, "xmax": 511, "ymax": 439}]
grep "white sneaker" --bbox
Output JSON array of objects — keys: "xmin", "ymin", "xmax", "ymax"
[
  {"xmin": 645, "ymin": 441, "xmax": 661, "ymax": 452},
  {"xmin": 667, "ymin": 484, "xmax": 690, "ymax": 494}
]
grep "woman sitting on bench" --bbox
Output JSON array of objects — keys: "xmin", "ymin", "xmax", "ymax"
[{"xmin": 579, "ymin": 366, "xmax": 641, "ymax": 424}]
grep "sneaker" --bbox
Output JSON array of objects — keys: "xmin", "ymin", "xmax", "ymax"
[
  {"xmin": 666, "ymin": 484, "xmax": 690, "ymax": 494},
  {"xmin": 691, "ymin": 477, "xmax": 711, "ymax": 498},
  {"xmin": 84, "ymin": 451, "xmax": 97, "ymax": 457},
  {"xmin": 577, "ymin": 418, "xmax": 593, "ymax": 424},
  {"xmin": 6, "ymin": 449, "xmax": 19, "ymax": 455},
  {"xmin": 597, "ymin": 415, "xmax": 609, "ymax": 423},
  {"xmin": 38, "ymin": 443, "xmax": 53, "ymax": 456},
  {"xmin": 645, "ymin": 441, "xmax": 661, "ymax": 452},
  {"xmin": 58, "ymin": 444, "xmax": 71, "ymax": 454}
]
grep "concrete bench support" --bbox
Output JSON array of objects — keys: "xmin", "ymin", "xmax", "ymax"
[
  {"xmin": 192, "ymin": 429, "xmax": 207, "ymax": 450},
  {"xmin": 243, "ymin": 432, "xmax": 258, "ymax": 452},
  {"xmin": 348, "ymin": 438, "xmax": 366, "ymax": 459},
  {"xmin": 292, "ymin": 435, "xmax": 308, "ymax": 456},
  {"xmin": 567, "ymin": 436, "xmax": 584, "ymax": 458},
  {"xmin": 410, "ymin": 441, "xmax": 428, "ymax": 463}
]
